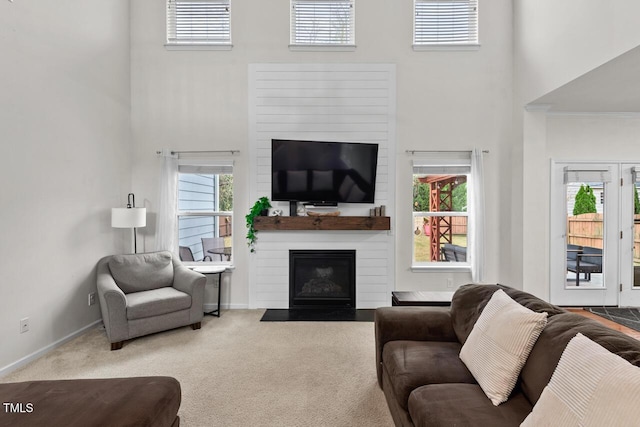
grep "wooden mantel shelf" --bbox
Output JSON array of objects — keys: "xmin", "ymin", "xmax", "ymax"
[{"xmin": 253, "ymin": 216, "xmax": 390, "ymax": 231}]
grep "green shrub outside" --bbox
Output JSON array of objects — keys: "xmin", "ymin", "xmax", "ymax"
[{"xmin": 573, "ymin": 184, "xmax": 597, "ymax": 216}]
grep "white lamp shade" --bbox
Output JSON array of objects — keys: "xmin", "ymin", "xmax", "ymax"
[{"xmin": 111, "ymin": 207, "xmax": 146, "ymax": 228}]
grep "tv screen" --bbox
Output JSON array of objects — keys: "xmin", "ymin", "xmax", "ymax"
[{"xmin": 271, "ymin": 139, "xmax": 379, "ymax": 204}]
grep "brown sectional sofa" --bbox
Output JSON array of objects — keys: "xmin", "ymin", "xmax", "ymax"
[
  {"xmin": 0, "ymin": 376, "xmax": 181, "ymax": 427},
  {"xmin": 375, "ymin": 284, "xmax": 640, "ymax": 427}
]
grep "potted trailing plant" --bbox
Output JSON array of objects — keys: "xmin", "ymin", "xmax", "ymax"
[{"xmin": 246, "ymin": 196, "xmax": 272, "ymax": 252}]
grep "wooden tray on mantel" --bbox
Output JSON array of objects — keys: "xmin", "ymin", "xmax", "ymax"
[{"xmin": 253, "ymin": 216, "xmax": 390, "ymax": 231}]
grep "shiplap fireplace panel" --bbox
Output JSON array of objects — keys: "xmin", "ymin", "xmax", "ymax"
[{"xmin": 248, "ymin": 63, "xmax": 396, "ymax": 309}]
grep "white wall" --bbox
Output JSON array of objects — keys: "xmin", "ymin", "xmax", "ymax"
[
  {"xmin": 547, "ymin": 116, "xmax": 640, "ymax": 160},
  {"xmin": 515, "ymin": 0, "xmax": 640, "ymax": 105},
  {"xmin": 130, "ymin": 0, "xmax": 515, "ymax": 304},
  {"xmin": 0, "ymin": 1, "xmax": 131, "ymax": 372}
]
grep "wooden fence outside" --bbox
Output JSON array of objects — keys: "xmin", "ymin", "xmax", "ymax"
[
  {"xmin": 219, "ymin": 216, "xmax": 232, "ymax": 237},
  {"xmin": 568, "ymin": 213, "xmax": 640, "ymax": 262},
  {"xmin": 567, "ymin": 213, "xmax": 603, "ymax": 249},
  {"xmin": 415, "ymin": 216, "xmax": 467, "ymax": 236}
]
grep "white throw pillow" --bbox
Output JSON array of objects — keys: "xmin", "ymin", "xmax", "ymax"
[
  {"xmin": 459, "ymin": 289, "xmax": 548, "ymax": 406},
  {"xmin": 521, "ymin": 333, "xmax": 640, "ymax": 427}
]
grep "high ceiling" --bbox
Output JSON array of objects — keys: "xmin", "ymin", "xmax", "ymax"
[{"xmin": 528, "ymin": 45, "xmax": 640, "ymax": 113}]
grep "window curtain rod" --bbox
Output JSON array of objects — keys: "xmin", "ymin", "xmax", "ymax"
[
  {"xmin": 406, "ymin": 149, "xmax": 489, "ymax": 155},
  {"xmin": 156, "ymin": 149, "xmax": 240, "ymax": 156}
]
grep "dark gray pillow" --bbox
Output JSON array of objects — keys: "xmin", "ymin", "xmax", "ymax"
[{"xmin": 108, "ymin": 252, "xmax": 174, "ymax": 294}]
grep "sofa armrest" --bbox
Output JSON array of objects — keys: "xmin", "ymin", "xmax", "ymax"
[
  {"xmin": 374, "ymin": 307, "xmax": 457, "ymax": 387},
  {"xmin": 96, "ymin": 257, "xmax": 128, "ymax": 343},
  {"xmin": 172, "ymin": 259, "xmax": 206, "ymax": 323}
]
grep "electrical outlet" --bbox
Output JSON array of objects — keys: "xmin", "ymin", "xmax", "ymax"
[
  {"xmin": 88, "ymin": 292, "xmax": 97, "ymax": 306},
  {"xmin": 446, "ymin": 278, "xmax": 454, "ymax": 289},
  {"xmin": 20, "ymin": 317, "xmax": 29, "ymax": 334}
]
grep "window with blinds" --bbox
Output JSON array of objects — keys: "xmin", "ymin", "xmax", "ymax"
[
  {"xmin": 413, "ymin": 0, "xmax": 478, "ymax": 47},
  {"xmin": 166, "ymin": 0, "xmax": 231, "ymax": 46},
  {"xmin": 290, "ymin": 0, "xmax": 355, "ymax": 46}
]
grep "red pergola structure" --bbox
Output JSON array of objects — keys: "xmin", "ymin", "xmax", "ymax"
[{"xmin": 417, "ymin": 175, "xmax": 467, "ymax": 261}]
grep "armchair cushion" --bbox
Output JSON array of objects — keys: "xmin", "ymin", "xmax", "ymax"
[
  {"xmin": 126, "ymin": 288, "xmax": 192, "ymax": 320},
  {"xmin": 109, "ymin": 252, "xmax": 174, "ymax": 293}
]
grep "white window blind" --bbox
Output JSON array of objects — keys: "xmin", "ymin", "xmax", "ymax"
[
  {"xmin": 412, "ymin": 154, "xmax": 471, "ymax": 175},
  {"xmin": 178, "ymin": 164, "xmax": 233, "ymax": 175},
  {"xmin": 412, "ymin": 151, "xmax": 472, "ymax": 173},
  {"xmin": 291, "ymin": 0, "xmax": 355, "ymax": 45},
  {"xmin": 413, "ymin": 165, "xmax": 470, "ymax": 175},
  {"xmin": 563, "ymin": 167, "xmax": 612, "ymax": 184},
  {"xmin": 414, "ymin": 0, "xmax": 478, "ymax": 45},
  {"xmin": 167, "ymin": 0, "xmax": 231, "ymax": 45}
]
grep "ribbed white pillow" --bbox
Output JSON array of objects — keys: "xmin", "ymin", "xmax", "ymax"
[
  {"xmin": 459, "ymin": 289, "xmax": 548, "ymax": 406},
  {"xmin": 521, "ymin": 333, "xmax": 640, "ymax": 427}
]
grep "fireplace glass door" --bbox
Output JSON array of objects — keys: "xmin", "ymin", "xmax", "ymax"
[{"xmin": 289, "ymin": 250, "xmax": 356, "ymax": 308}]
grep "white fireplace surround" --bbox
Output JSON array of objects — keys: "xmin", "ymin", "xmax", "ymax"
[{"xmin": 248, "ymin": 63, "xmax": 396, "ymax": 309}]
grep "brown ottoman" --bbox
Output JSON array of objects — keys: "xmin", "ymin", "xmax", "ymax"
[{"xmin": 0, "ymin": 376, "xmax": 180, "ymax": 427}]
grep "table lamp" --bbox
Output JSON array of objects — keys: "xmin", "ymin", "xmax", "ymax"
[{"xmin": 112, "ymin": 193, "xmax": 146, "ymax": 253}]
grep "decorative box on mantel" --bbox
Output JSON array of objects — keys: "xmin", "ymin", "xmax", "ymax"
[{"xmin": 253, "ymin": 216, "xmax": 391, "ymax": 231}]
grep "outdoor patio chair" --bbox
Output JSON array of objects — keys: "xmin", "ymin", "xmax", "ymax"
[
  {"xmin": 442, "ymin": 244, "xmax": 457, "ymax": 262},
  {"xmin": 179, "ymin": 246, "xmax": 195, "ymax": 262},
  {"xmin": 202, "ymin": 237, "xmax": 225, "ymax": 261},
  {"xmin": 566, "ymin": 244, "xmax": 602, "ymax": 286}
]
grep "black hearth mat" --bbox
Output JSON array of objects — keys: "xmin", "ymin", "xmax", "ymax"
[
  {"xmin": 585, "ymin": 307, "xmax": 640, "ymax": 332},
  {"xmin": 260, "ymin": 308, "xmax": 375, "ymax": 322}
]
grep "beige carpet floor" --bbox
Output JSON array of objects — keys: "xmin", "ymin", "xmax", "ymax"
[{"xmin": 2, "ymin": 310, "xmax": 393, "ymax": 427}]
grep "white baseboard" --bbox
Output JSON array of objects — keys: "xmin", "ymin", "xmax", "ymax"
[
  {"xmin": 203, "ymin": 303, "xmax": 249, "ymax": 311},
  {"xmin": 0, "ymin": 319, "xmax": 102, "ymax": 378}
]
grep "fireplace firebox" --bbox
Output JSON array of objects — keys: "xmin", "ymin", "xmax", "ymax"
[{"xmin": 289, "ymin": 250, "xmax": 356, "ymax": 309}]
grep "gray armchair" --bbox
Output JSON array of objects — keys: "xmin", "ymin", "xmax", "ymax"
[{"xmin": 97, "ymin": 251, "xmax": 206, "ymax": 350}]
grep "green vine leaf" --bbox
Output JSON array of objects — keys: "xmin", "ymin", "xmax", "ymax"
[{"xmin": 246, "ymin": 197, "xmax": 272, "ymax": 252}]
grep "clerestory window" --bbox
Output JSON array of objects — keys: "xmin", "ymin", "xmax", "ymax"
[
  {"xmin": 290, "ymin": 0, "xmax": 355, "ymax": 49},
  {"xmin": 413, "ymin": 0, "xmax": 479, "ymax": 50},
  {"xmin": 166, "ymin": 0, "xmax": 232, "ymax": 49}
]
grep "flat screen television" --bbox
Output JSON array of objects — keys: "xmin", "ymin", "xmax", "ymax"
[{"xmin": 271, "ymin": 139, "xmax": 379, "ymax": 204}]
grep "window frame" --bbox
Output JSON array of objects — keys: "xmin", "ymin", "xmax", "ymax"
[
  {"xmin": 177, "ymin": 160, "xmax": 234, "ymax": 265},
  {"xmin": 166, "ymin": 0, "xmax": 233, "ymax": 51},
  {"xmin": 411, "ymin": 155, "xmax": 473, "ymax": 272},
  {"xmin": 413, "ymin": 0, "xmax": 480, "ymax": 51},
  {"xmin": 289, "ymin": 0, "xmax": 356, "ymax": 51}
]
